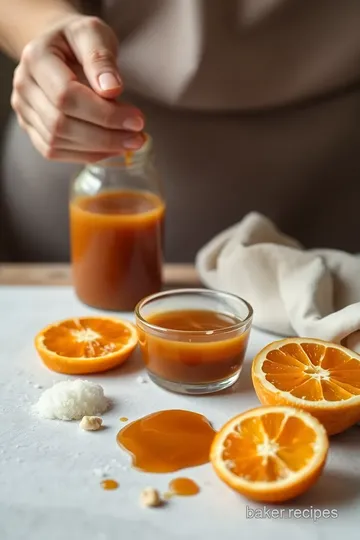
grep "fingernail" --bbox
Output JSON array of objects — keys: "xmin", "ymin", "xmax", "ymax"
[
  {"xmin": 123, "ymin": 134, "xmax": 144, "ymax": 150},
  {"xmin": 98, "ymin": 72, "xmax": 121, "ymax": 90},
  {"xmin": 122, "ymin": 117, "xmax": 144, "ymax": 131}
]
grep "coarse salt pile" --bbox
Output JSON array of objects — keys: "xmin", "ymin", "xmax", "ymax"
[{"xmin": 33, "ymin": 379, "xmax": 108, "ymax": 421}]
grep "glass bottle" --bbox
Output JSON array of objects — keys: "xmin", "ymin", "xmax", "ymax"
[{"xmin": 69, "ymin": 135, "xmax": 165, "ymax": 311}]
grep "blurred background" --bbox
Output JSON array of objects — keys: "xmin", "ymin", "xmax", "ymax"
[
  {"xmin": 0, "ymin": 53, "xmax": 14, "ymax": 261},
  {"xmin": 0, "ymin": 1, "xmax": 98, "ymax": 262},
  {"xmin": 0, "ymin": 54, "xmax": 12, "ymax": 135},
  {"xmin": 2, "ymin": 2, "xmax": 360, "ymax": 265}
]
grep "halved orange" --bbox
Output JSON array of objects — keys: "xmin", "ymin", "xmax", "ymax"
[
  {"xmin": 210, "ymin": 406, "xmax": 328, "ymax": 503},
  {"xmin": 252, "ymin": 337, "xmax": 360, "ymax": 435},
  {"xmin": 35, "ymin": 316, "xmax": 138, "ymax": 374}
]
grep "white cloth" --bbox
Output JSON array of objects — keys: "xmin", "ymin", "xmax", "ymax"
[{"xmin": 196, "ymin": 212, "xmax": 360, "ymax": 352}]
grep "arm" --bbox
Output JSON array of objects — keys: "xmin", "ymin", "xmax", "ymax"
[{"xmin": 0, "ymin": 1, "xmax": 77, "ymax": 58}]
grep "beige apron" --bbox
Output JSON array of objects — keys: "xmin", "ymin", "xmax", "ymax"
[{"xmin": 2, "ymin": 0, "xmax": 360, "ymax": 262}]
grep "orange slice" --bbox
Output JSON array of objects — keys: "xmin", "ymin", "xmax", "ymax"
[
  {"xmin": 35, "ymin": 316, "xmax": 138, "ymax": 374},
  {"xmin": 252, "ymin": 337, "xmax": 360, "ymax": 435},
  {"xmin": 210, "ymin": 406, "xmax": 328, "ymax": 503}
]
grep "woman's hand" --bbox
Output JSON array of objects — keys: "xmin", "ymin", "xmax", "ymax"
[{"xmin": 11, "ymin": 15, "xmax": 144, "ymax": 163}]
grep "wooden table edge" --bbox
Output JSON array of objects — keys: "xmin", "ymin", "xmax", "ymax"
[{"xmin": 0, "ymin": 263, "xmax": 201, "ymax": 287}]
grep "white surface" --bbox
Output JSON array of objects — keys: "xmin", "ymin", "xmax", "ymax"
[{"xmin": 0, "ymin": 286, "xmax": 359, "ymax": 540}]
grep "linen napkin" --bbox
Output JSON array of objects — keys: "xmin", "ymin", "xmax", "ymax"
[{"xmin": 196, "ymin": 212, "xmax": 360, "ymax": 353}]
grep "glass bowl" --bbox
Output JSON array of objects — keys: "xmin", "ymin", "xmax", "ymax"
[{"xmin": 135, "ymin": 288, "xmax": 253, "ymax": 395}]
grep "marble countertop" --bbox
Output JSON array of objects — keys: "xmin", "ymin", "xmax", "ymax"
[{"xmin": 0, "ymin": 286, "xmax": 359, "ymax": 540}]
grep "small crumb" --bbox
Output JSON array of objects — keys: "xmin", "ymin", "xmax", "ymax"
[
  {"xmin": 136, "ymin": 376, "xmax": 148, "ymax": 384},
  {"xmin": 80, "ymin": 416, "xmax": 103, "ymax": 431},
  {"xmin": 140, "ymin": 487, "xmax": 162, "ymax": 508},
  {"xmin": 34, "ymin": 384, "xmax": 43, "ymax": 389},
  {"xmin": 163, "ymin": 491, "xmax": 174, "ymax": 501}
]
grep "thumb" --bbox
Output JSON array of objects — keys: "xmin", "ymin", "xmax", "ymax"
[{"xmin": 66, "ymin": 17, "xmax": 122, "ymax": 98}]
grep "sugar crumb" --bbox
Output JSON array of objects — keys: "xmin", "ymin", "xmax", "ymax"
[{"xmin": 33, "ymin": 380, "xmax": 108, "ymax": 421}]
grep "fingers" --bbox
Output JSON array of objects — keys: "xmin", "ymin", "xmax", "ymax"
[
  {"xmin": 21, "ymin": 43, "xmax": 77, "ymax": 103},
  {"xmin": 21, "ymin": 55, "xmax": 144, "ymax": 132},
  {"xmin": 19, "ymin": 120, "xmax": 119, "ymax": 164},
  {"xmin": 53, "ymin": 81, "xmax": 145, "ymax": 131},
  {"xmin": 11, "ymin": 94, "xmax": 52, "ymax": 144},
  {"xmin": 12, "ymin": 15, "xmax": 145, "ymax": 162},
  {"xmin": 58, "ymin": 121, "xmax": 145, "ymax": 152},
  {"xmin": 12, "ymin": 77, "xmax": 145, "ymax": 156},
  {"xmin": 23, "ymin": 16, "xmax": 122, "ymax": 100},
  {"xmin": 64, "ymin": 16, "xmax": 122, "ymax": 98}
]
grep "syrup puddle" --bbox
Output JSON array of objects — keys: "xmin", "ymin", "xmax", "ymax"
[{"xmin": 117, "ymin": 409, "xmax": 216, "ymax": 473}]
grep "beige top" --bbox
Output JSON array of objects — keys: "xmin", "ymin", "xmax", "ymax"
[
  {"xmin": 104, "ymin": 0, "xmax": 360, "ymax": 111},
  {"xmin": 3, "ymin": 0, "xmax": 360, "ymax": 263}
]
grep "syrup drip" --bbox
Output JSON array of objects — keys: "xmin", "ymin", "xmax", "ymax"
[
  {"xmin": 169, "ymin": 478, "xmax": 200, "ymax": 496},
  {"xmin": 101, "ymin": 479, "xmax": 119, "ymax": 490}
]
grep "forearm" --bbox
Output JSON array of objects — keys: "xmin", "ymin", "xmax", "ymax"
[{"xmin": 0, "ymin": 0, "xmax": 79, "ymax": 58}]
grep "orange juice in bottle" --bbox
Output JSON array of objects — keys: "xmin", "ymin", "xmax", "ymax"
[{"xmin": 70, "ymin": 135, "xmax": 165, "ymax": 311}]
